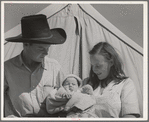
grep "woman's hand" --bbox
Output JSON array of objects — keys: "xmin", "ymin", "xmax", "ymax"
[{"xmin": 122, "ymin": 114, "xmax": 137, "ymax": 118}]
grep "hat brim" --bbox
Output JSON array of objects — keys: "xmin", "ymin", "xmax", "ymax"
[{"xmin": 5, "ymin": 28, "xmax": 66, "ymax": 44}]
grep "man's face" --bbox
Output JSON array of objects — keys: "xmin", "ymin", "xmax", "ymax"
[{"xmin": 26, "ymin": 43, "xmax": 51, "ymax": 62}]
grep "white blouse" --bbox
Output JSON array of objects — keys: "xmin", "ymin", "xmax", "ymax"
[{"xmin": 93, "ymin": 78, "xmax": 140, "ymax": 118}]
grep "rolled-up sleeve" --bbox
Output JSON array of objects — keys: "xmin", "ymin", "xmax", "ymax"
[
  {"xmin": 57, "ymin": 69, "xmax": 65, "ymax": 87},
  {"xmin": 120, "ymin": 78, "xmax": 140, "ymax": 117}
]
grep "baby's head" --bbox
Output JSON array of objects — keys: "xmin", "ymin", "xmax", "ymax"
[{"xmin": 62, "ymin": 74, "xmax": 82, "ymax": 92}]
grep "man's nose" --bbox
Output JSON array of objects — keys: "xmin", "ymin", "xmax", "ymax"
[{"xmin": 93, "ymin": 66, "xmax": 99, "ymax": 71}]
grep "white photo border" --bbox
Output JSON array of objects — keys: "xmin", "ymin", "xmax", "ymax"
[{"xmin": 1, "ymin": 1, "xmax": 148, "ymax": 121}]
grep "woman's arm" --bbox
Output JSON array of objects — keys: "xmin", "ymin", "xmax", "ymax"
[
  {"xmin": 120, "ymin": 78, "xmax": 140, "ymax": 118},
  {"xmin": 4, "ymin": 74, "xmax": 20, "ymax": 117}
]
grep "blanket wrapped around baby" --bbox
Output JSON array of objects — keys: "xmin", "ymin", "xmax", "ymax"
[{"xmin": 46, "ymin": 85, "xmax": 97, "ymax": 118}]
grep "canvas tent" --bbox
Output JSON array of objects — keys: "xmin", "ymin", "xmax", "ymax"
[{"xmin": 4, "ymin": 4, "xmax": 143, "ymax": 117}]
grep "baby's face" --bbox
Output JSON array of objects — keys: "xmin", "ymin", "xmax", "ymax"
[{"xmin": 63, "ymin": 77, "xmax": 79, "ymax": 92}]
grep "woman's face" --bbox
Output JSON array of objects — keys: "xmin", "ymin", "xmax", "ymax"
[
  {"xmin": 90, "ymin": 54, "xmax": 113, "ymax": 80},
  {"xmin": 63, "ymin": 77, "xmax": 79, "ymax": 92}
]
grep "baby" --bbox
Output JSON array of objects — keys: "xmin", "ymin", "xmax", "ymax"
[
  {"xmin": 60, "ymin": 74, "xmax": 82, "ymax": 100},
  {"xmin": 46, "ymin": 74, "xmax": 95, "ymax": 115}
]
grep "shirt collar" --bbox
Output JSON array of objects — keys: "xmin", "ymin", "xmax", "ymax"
[
  {"xmin": 16, "ymin": 51, "xmax": 24, "ymax": 67},
  {"xmin": 41, "ymin": 58, "xmax": 47, "ymax": 70}
]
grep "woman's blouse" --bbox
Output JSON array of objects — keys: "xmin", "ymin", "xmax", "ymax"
[{"xmin": 84, "ymin": 78, "xmax": 140, "ymax": 118}]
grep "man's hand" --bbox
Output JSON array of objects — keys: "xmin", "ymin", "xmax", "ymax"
[{"xmin": 6, "ymin": 115, "xmax": 18, "ymax": 118}]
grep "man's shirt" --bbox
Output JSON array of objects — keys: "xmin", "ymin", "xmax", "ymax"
[{"xmin": 4, "ymin": 53, "xmax": 64, "ymax": 117}]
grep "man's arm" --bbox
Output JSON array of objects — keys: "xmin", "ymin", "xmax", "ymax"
[{"xmin": 4, "ymin": 74, "xmax": 20, "ymax": 117}]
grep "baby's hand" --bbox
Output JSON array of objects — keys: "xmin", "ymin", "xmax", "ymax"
[{"xmin": 62, "ymin": 93, "xmax": 72, "ymax": 99}]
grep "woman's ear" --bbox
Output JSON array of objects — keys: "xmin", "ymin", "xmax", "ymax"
[{"xmin": 109, "ymin": 59, "xmax": 114, "ymax": 67}]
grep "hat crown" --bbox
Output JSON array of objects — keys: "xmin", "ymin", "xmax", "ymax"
[{"xmin": 21, "ymin": 14, "xmax": 52, "ymax": 38}]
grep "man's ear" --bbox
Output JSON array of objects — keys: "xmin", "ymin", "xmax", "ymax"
[
  {"xmin": 23, "ymin": 43, "xmax": 31, "ymax": 49},
  {"xmin": 23, "ymin": 43, "xmax": 28, "ymax": 47}
]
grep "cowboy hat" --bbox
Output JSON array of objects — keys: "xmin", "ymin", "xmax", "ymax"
[{"xmin": 5, "ymin": 14, "xmax": 67, "ymax": 44}]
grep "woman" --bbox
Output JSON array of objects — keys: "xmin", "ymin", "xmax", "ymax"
[{"xmin": 83, "ymin": 42, "xmax": 140, "ymax": 118}]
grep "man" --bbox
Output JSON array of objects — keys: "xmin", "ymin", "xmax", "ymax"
[{"xmin": 4, "ymin": 14, "xmax": 67, "ymax": 117}]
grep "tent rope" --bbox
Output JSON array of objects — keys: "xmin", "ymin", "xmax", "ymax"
[{"xmin": 47, "ymin": 4, "xmax": 70, "ymax": 20}]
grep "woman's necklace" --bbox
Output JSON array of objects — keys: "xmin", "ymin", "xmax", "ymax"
[
  {"xmin": 100, "ymin": 87, "xmax": 104, "ymax": 95},
  {"xmin": 99, "ymin": 83, "xmax": 104, "ymax": 95}
]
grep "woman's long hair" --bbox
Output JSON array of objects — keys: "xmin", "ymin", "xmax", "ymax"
[{"xmin": 88, "ymin": 42, "xmax": 128, "ymax": 90}]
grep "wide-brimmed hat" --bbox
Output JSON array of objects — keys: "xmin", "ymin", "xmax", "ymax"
[
  {"xmin": 62, "ymin": 74, "xmax": 82, "ymax": 87},
  {"xmin": 5, "ymin": 14, "xmax": 67, "ymax": 44}
]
